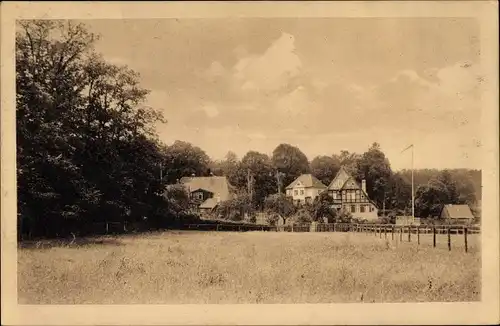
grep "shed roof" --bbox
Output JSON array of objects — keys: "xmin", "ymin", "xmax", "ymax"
[{"xmin": 441, "ymin": 204, "xmax": 474, "ymax": 219}]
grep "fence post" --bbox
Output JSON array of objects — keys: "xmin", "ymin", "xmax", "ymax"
[
  {"xmin": 408, "ymin": 226, "xmax": 411, "ymax": 242},
  {"xmin": 417, "ymin": 227, "xmax": 420, "ymax": 245},
  {"xmin": 399, "ymin": 227, "xmax": 402, "ymax": 241},
  {"xmin": 447, "ymin": 227, "xmax": 451, "ymax": 251},
  {"xmin": 464, "ymin": 226, "xmax": 468, "ymax": 253},
  {"xmin": 216, "ymin": 224, "xmax": 219, "ymax": 231},
  {"xmin": 384, "ymin": 226, "xmax": 387, "ymax": 239},
  {"xmin": 391, "ymin": 226, "xmax": 394, "ymax": 240},
  {"xmin": 106, "ymin": 222, "xmax": 109, "ymax": 234},
  {"xmin": 433, "ymin": 226, "xmax": 436, "ymax": 248},
  {"xmin": 333, "ymin": 223, "xmax": 336, "ymax": 232}
]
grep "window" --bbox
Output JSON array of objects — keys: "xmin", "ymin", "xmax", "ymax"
[
  {"xmin": 370, "ymin": 206, "xmax": 374, "ymax": 212},
  {"xmin": 300, "ymin": 189, "xmax": 305, "ymax": 195},
  {"xmin": 294, "ymin": 190, "xmax": 298, "ymax": 196},
  {"xmin": 351, "ymin": 205, "xmax": 356, "ymax": 213},
  {"xmin": 360, "ymin": 205, "xmax": 365, "ymax": 213},
  {"xmin": 193, "ymin": 192, "xmax": 203, "ymax": 200},
  {"xmin": 355, "ymin": 191, "xmax": 361, "ymax": 201}
]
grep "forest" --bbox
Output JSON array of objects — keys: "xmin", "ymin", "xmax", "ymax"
[{"xmin": 16, "ymin": 21, "xmax": 481, "ymax": 239}]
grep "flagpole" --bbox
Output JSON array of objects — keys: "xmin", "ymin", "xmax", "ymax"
[
  {"xmin": 411, "ymin": 144, "xmax": 415, "ymax": 224},
  {"xmin": 401, "ymin": 144, "xmax": 415, "ymax": 224}
]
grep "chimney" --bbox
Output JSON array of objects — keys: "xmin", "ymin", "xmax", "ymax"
[{"xmin": 362, "ymin": 180, "xmax": 366, "ymax": 193}]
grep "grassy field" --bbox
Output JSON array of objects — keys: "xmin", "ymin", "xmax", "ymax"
[{"xmin": 18, "ymin": 231, "xmax": 480, "ymax": 304}]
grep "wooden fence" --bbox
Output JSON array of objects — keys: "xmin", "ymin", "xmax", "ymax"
[{"xmin": 184, "ymin": 222, "xmax": 480, "ymax": 253}]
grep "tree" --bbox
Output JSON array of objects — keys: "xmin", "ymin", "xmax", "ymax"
[
  {"xmin": 233, "ymin": 151, "xmax": 276, "ymax": 209},
  {"xmin": 271, "ymin": 144, "xmax": 310, "ymax": 191},
  {"xmin": 263, "ymin": 193, "xmax": 296, "ymax": 225},
  {"xmin": 16, "ymin": 20, "xmax": 171, "ymax": 238},
  {"xmin": 414, "ymin": 183, "xmax": 446, "ymax": 218},
  {"xmin": 215, "ymin": 193, "xmax": 254, "ymax": 222},
  {"xmin": 293, "ymin": 208, "xmax": 313, "ymax": 224},
  {"xmin": 333, "ymin": 150, "xmax": 361, "ymax": 176},
  {"xmin": 354, "ymin": 143, "xmax": 393, "ymax": 209},
  {"xmin": 162, "ymin": 140, "xmax": 211, "ymax": 184},
  {"xmin": 310, "ymin": 155, "xmax": 341, "ymax": 186},
  {"xmin": 414, "ymin": 170, "xmax": 465, "ymax": 218},
  {"xmin": 210, "ymin": 151, "xmax": 239, "ymax": 181},
  {"xmin": 386, "ymin": 173, "xmax": 412, "ymax": 212},
  {"xmin": 310, "ymin": 191, "xmax": 337, "ymax": 223}
]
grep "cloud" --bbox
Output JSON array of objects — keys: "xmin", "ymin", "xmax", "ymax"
[
  {"xmin": 201, "ymin": 104, "xmax": 220, "ymax": 118},
  {"xmin": 247, "ymin": 132, "xmax": 267, "ymax": 140},
  {"xmin": 275, "ymin": 86, "xmax": 312, "ymax": 117},
  {"xmin": 232, "ymin": 32, "xmax": 302, "ymax": 92},
  {"xmin": 205, "ymin": 61, "xmax": 226, "ymax": 78},
  {"xmin": 379, "ymin": 61, "xmax": 481, "ymax": 114}
]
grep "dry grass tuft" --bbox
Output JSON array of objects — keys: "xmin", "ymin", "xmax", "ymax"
[{"xmin": 18, "ymin": 231, "xmax": 480, "ymax": 304}]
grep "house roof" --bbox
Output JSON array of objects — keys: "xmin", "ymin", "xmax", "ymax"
[
  {"xmin": 285, "ymin": 174, "xmax": 328, "ymax": 190},
  {"xmin": 328, "ymin": 166, "xmax": 351, "ymax": 190},
  {"xmin": 179, "ymin": 176, "xmax": 233, "ymax": 201},
  {"xmin": 442, "ymin": 204, "xmax": 474, "ymax": 219},
  {"xmin": 327, "ymin": 166, "xmax": 378, "ymax": 208},
  {"xmin": 199, "ymin": 198, "xmax": 219, "ymax": 209}
]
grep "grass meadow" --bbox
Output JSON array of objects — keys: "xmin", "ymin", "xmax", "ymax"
[{"xmin": 18, "ymin": 231, "xmax": 480, "ymax": 304}]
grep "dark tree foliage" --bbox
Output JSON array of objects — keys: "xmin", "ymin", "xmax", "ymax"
[
  {"xmin": 310, "ymin": 155, "xmax": 341, "ymax": 186},
  {"xmin": 310, "ymin": 191, "xmax": 337, "ymax": 223},
  {"xmin": 161, "ymin": 140, "xmax": 211, "ymax": 184},
  {"xmin": 271, "ymin": 143, "xmax": 310, "ymax": 191},
  {"xmin": 16, "ymin": 21, "xmax": 177, "ymax": 238}
]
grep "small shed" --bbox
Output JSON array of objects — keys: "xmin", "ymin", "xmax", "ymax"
[{"xmin": 440, "ymin": 204, "xmax": 475, "ymax": 224}]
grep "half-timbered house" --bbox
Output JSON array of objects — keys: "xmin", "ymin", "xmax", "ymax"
[{"xmin": 327, "ymin": 166, "xmax": 378, "ymax": 221}]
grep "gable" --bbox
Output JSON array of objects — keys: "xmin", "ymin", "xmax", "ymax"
[
  {"xmin": 328, "ymin": 167, "xmax": 351, "ymax": 190},
  {"xmin": 191, "ymin": 188, "xmax": 213, "ymax": 195},
  {"xmin": 341, "ymin": 177, "xmax": 361, "ymax": 190}
]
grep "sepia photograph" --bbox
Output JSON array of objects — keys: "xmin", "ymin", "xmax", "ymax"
[{"xmin": 1, "ymin": 1, "xmax": 499, "ymax": 325}]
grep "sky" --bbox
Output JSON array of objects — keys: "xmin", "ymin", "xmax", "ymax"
[{"xmin": 83, "ymin": 18, "xmax": 482, "ymax": 170}]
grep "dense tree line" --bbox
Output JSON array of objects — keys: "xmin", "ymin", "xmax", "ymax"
[
  {"xmin": 17, "ymin": 22, "xmax": 481, "ymax": 239},
  {"xmin": 16, "ymin": 21, "xmax": 193, "ymax": 238}
]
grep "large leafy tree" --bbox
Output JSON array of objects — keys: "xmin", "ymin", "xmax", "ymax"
[
  {"xmin": 333, "ymin": 150, "xmax": 361, "ymax": 176},
  {"xmin": 386, "ymin": 172, "xmax": 412, "ymax": 212},
  {"xmin": 271, "ymin": 143, "xmax": 310, "ymax": 191},
  {"xmin": 310, "ymin": 155, "xmax": 341, "ymax": 186},
  {"xmin": 161, "ymin": 140, "xmax": 211, "ymax": 184},
  {"xmin": 414, "ymin": 170, "xmax": 466, "ymax": 218},
  {"xmin": 16, "ymin": 21, "xmax": 170, "ymax": 238},
  {"xmin": 310, "ymin": 191, "xmax": 337, "ymax": 223},
  {"xmin": 263, "ymin": 193, "xmax": 296, "ymax": 225},
  {"xmin": 354, "ymin": 143, "xmax": 393, "ymax": 209},
  {"xmin": 233, "ymin": 151, "xmax": 276, "ymax": 209}
]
